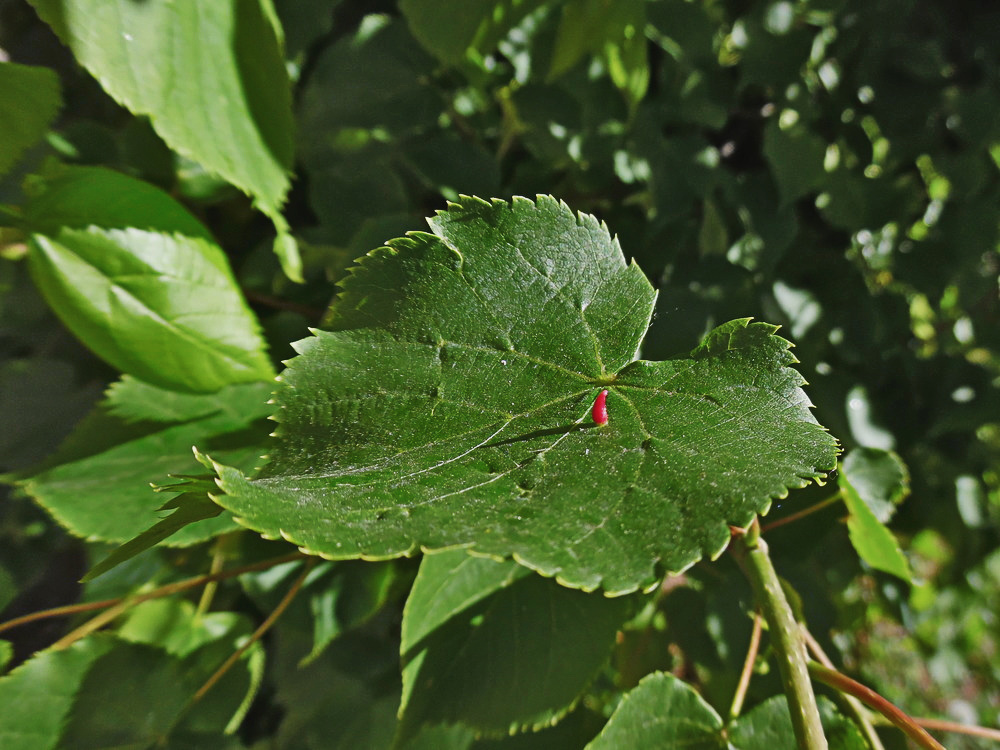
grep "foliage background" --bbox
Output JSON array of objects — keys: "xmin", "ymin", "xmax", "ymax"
[{"xmin": 0, "ymin": 0, "xmax": 998, "ymax": 747}]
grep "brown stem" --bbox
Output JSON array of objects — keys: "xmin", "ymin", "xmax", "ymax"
[
  {"xmin": 0, "ymin": 552, "xmax": 306, "ymax": 644},
  {"xmin": 807, "ymin": 661, "xmax": 946, "ymax": 750},
  {"xmin": 760, "ymin": 492, "xmax": 842, "ymax": 534},
  {"xmin": 802, "ymin": 627, "xmax": 885, "ymax": 750},
  {"xmin": 729, "ymin": 610, "xmax": 763, "ymax": 721},
  {"xmin": 905, "ymin": 717, "xmax": 1000, "ymax": 742},
  {"xmin": 192, "ymin": 557, "xmax": 314, "ymax": 703}
]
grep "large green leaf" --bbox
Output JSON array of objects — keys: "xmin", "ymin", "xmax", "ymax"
[
  {"xmin": 207, "ymin": 195, "xmax": 837, "ymax": 594},
  {"xmin": 26, "ymin": 0, "xmax": 298, "ymax": 277},
  {"xmin": 0, "ymin": 62, "xmax": 61, "ymax": 177},
  {"xmin": 397, "ymin": 550, "xmax": 631, "ymax": 738},
  {"xmin": 0, "ymin": 634, "xmax": 251, "ymax": 749},
  {"xmin": 22, "ymin": 164, "xmax": 213, "ymax": 240}
]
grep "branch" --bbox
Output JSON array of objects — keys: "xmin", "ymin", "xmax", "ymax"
[
  {"xmin": 0, "ymin": 551, "xmax": 306, "ymax": 642},
  {"xmin": 802, "ymin": 628, "xmax": 885, "ymax": 750},
  {"xmin": 807, "ymin": 661, "xmax": 946, "ymax": 750},
  {"xmin": 733, "ymin": 520, "xmax": 828, "ymax": 750},
  {"xmin": 729, "ymin": 610, "xmax": 763, "ymax": 721}
]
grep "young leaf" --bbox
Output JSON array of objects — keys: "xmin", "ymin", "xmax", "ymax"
[
  {"xmin": 840, "ymin": 480, "xmax": 913, "ymax": 582},
  {"xmin": 27, "ymin": 0, "xmax": 295, "ymax": 268},
  {"xmin": 206, "ymin": 196, "xmax": 837, "ymax": 594},
  {"xmin": 397, "ymin": 550, "xmax": 632, "ymax": 739},
  {"xmin": 584, "ymin": 672, "xmax": 724, "ymax": 749},
  {"xmin": 838, "ymin": 447, "xmax": 912, "ymax": 581},
  {"xmin": 0, "ymin": 62, "xmax": 61, "ymax": 178}
]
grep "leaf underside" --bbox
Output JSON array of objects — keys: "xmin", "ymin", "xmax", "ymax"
[{"xmin": 208, "ymin": 195, "xmax": 837, "ymax": 594}]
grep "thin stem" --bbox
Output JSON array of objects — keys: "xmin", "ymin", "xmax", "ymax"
[
  {"xmin": 733, "ymin": 520, "xmax": 828, "ymax": 750},
  {"xmin": 196, "ymin": 536, "xmax": 231, "ymax": 616},
  {"xmin": 760, "ymin": 491, "xmax": 842, "ymax": 534},
  {"xmin": 0, "ymin": 552, "xmax": 305, "ymax": 644},
  {"xmin": 192, "ymin": 558, "xmax": 314, "ymax": 703},
  {"xmin": 729, "ymin": 610, "xmax": 763, "ymax": 721},
  {"xmin": 49, "ymin": 601, "xmax": 131, "ymax": 650},
  {"xmin": 802, "ymin": 627, "xmax": 885, "ymax": 750},
  {"xmin": 904, "ymin": 717, "xmax": 1000, "ymax": 743},
  {"xmin": 808, "ymin": 661, "xmax": 946, "ymax": 750},
  {"xmin": 0, "ymin": 597, "xmax": 124, "ymax": 636}
]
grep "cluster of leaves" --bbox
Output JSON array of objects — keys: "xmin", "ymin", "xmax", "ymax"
[{"xmin": 1, "ymin": 0, "xmax": 998, "ymax": 748}]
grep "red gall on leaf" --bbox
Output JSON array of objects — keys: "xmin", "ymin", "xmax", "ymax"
[{"xmin": 592, "ymin": 389, "xmax": 609, "ymax": 426}]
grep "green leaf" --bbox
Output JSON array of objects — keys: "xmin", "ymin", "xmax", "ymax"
[
  {"xmin": 763, "ymin": 120, "xmax": 828, "ymax": 206},
  {"xmin": 402, "ymin": 549, "xmax": 532, "ymax": 650},
  {"xmin": 241, "ymin": 559, "xmax": 399, "ymax": 666},
  {"xmin": 21, "ymin": 167, "xmax": 273, "ymax": 387},
  {"xmin": 729, "ymin": 696, "xmax": 868, "ymax": 750},
  {"xmin": 27, "ymin": 0, "xmax": 294, "ymax": 235},
  {"xmin": 28, "ymin": 227, "xmax": 274, "ymax": 392},
  {"xmin": 839, "ymin": 447, "xmax": 909, "ymax": 523},
  {"xmin": 208, "ymin": 195, "xmax": 837, "ymax": 594},
  {"xmin": 840, "ymin": 471, "xmax": 913, "ymax": 582},
  {"xmin": 400, "ymin": 0, "xmax": 547, "ymax": 67},
  {"xmin": 584, "ymin": 672, "xmax": 724, "ymax": 749},
  {"xmin": 117, "ymin": 597, "xmax": 253, "ymax": 658},
  {"xmin": 0, "ymin": 641, "xmax": 11, "ymax": 673},
  {"xmin": 59, "ymin": 637, "xmax": 251, "ymax": 746},
  {"xmin": 23, "ymin": 163, "xmax": 213, "ymax": 240},
  {"xmin": 398, "ymin": 550, "xmax": 632, "ymax": 739},
  {"xmin": 549, "ymin": 0, "xmax": 649, "ymax": 108},
  {"xmin": 82, "ymin": 492, "xmax": 223, "ymax": 582},
  {"xmin": 18, "ymin": 379, "xmax": 272, "ymax": 545},
  {"xmin": 0, "ymin": 636, "xmax": 114, "ymax": 750},
  {"xmin": 0, "ymin": 62, "xmax": 61, "ymax": 177}
]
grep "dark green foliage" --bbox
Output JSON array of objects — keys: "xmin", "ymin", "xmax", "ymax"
[{"xmin": 0, "ymin": 0, "xmax": 996, "ymax": 747}]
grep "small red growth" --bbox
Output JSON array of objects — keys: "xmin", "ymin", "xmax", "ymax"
[{"xmin": 592, "ymin": 389, "xmax": 609, "ymax": 426}]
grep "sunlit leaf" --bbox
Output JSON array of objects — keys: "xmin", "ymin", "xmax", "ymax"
[{"xmin": 207, "ymin": 195, "xmax": 836, "ymax": 594}]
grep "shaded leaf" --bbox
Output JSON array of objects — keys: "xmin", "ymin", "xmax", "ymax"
[
  {"xmin": 729, "ymin": 695, "xmax": 868, "ymax": 750},
  {"xmin": 584, "ymin": 671, "xmax": 725, "ymax": 749},
  {"xmin": 400, "ymin": 0, "xmax": 543, "ymax": 66},
  {"xmin": 23, "ymin": 163, "xmax": 212, "ymax": 240},
  {"xmin": 208, "ymin": 196, "xmax": 836, "ymax": 594},
  {"xmin": 0, "ymin": 62, "xmax": 61, "ymax": 177},
  {"xmin": 18, "ymin": 379, "xmax": 272, "ymax": 544},
  {"xmin": 0, "ymin": 637, "xmax": 114, "ymax": 750},
  {"xmin": 397, "ymin": 550, "xmax": 632, "ymax": 739},
  {"xmin": 82, "ymin": 492, "xmax": 223, "ymax": 582}
]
